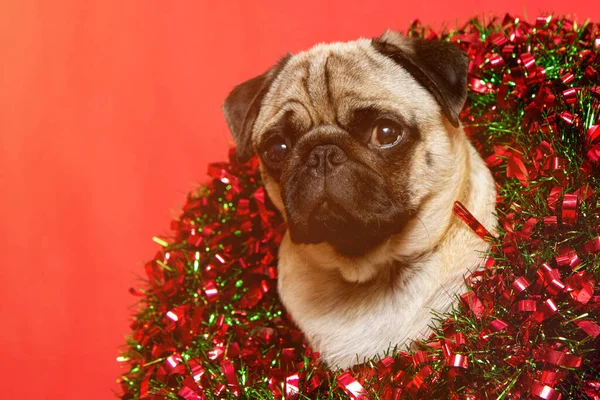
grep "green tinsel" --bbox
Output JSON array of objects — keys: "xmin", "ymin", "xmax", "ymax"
[{"xmin": 118, "ymin": 14, "xmax": 600, "ymax": 400}]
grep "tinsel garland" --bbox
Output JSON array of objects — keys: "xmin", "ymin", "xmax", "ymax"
[{"xmin": 118, "ymin": 15, "xmax": 600, "ymax": 399}]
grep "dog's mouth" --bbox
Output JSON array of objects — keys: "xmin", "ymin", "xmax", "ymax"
[
  {"xmin": 289, "ymin": 199, "xmax": 407, "ymax": 257},
  {"xmin": 308, "ymin": 200, "xmax": 350, "ymax": 237}
]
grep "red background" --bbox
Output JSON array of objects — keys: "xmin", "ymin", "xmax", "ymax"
[{"xmin": 1, "ymin": 1, "xmax": 598, "ymax": 398}]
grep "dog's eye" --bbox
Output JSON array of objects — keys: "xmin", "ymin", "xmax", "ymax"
[
  {"xmin": 264, "ymin": 136, "xmax": 289, "ymax": 164},
  {"xmin": 370, "ymin": 119, "xmax": 403, "ymax": 147}
]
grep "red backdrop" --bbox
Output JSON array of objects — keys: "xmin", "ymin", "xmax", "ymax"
[{"xmin": 1, "ymin": 1, "xmax": 598, "ymax": 398}]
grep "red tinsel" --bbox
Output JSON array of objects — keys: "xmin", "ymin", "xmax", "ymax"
[{"xmin": 119, "ymin": 14, "xmax": 600, "ymax": 400}]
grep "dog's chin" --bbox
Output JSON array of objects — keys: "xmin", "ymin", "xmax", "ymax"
[{"xmin": 288, "ymin": 200, "xmax": 407, "ymax": 258}]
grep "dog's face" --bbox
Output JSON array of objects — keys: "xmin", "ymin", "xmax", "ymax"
[{"xmin": 223, "ymin": 31, "xmax": 468, "ymax": 259}]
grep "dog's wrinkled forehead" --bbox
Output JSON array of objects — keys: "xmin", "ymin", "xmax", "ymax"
[
  {"xmin": 252, "ymin": 39, "xmax": 439, "ymax": 140},
  {"xmin": 222, "ymin": 31, "xmax": 468, "ymax": 163}
]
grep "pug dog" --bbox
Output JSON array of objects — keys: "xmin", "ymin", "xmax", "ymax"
[{"xmin": 222, "ymin": 30, "xmax": 497, "ymax": 369}]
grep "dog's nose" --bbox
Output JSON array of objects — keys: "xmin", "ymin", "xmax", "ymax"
[{"xmin": 306, "ymin": 144, "xmax": 348, "ymax": 174}]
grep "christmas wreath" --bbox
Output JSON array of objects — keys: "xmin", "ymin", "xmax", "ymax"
[{"xmin": 118, "ymin": 15, "xmax": 600, "ymax": 399}]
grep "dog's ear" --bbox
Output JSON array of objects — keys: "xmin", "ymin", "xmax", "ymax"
[
  {"xmin": 222, "ymin": 55, "xmax": 291, "ymax": 163},
  {"xmin": 372, "ymin": 31, "xmax": 469, "ymax": 127}
]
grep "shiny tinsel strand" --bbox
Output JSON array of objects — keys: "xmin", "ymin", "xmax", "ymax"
[{"xmin": 118, "ymin": 14, "xmax": 600, "ymax": 400}]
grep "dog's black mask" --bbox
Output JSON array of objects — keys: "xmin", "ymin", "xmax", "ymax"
[{"xmin": 275, "ymin": 122, "xmax": 420, "ymax": 257}]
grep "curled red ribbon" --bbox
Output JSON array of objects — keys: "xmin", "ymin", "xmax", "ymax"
[
  {"xmin": 305, "ymin": 375, "xmax": 322, "ymax": 393},
  {"xmin": 179, "ymin": 377, "xmax": 204, "ymax": 400},
  {"xmin": 555, "ymin": 246, "xmax": 581, "ymax": 270},
  {"xmin": 511, "ymin": 276, "xmax": 531, "ymax": 295},
  {"xmin": 461, "ymin": 291, "xmax": 485, "ymax": 319},
  {"xmin": 512, "ymin": 299, "xmax": 537, "ymax": 313},
  {"xmin": 203, "ymin": 280, "xmax": 219, "ymax": 302},
  {"xmin": 506, "ymin": 152, "xmax": 530, "ymax": 187},
  {"xmin": 559, "ymin": 111, "xmax": 576, "ymax": 125},
  {"xmin": 537, "ymin": 264, "xmax": 566, "ymax": 295},
  {"xmin": 586, "ymin": 125, "xmax": 600, "ymax": 146},
  {"xmin": 445, "ymin": 354, "xmax": 468, "ymax": 369},
  {"xmin": 519, "ymin": 53, "xmax": 537, "ymax": 75},
  {"xmin": 562, "ymin": 88, "xmax": 578, "ymax": 105},
  {"xmin": 378, "ymin": 356, "xmax": 394, "ymax": 376},
  {"xmin": 165, "ymin": 353, "xmax": 183, "ymax": 371},
  {"xmin": 531, "ymin": 381, "xmax": 562, "ymax": 400},
  {"xmin": 488, "ymin": 319, "xmax": 509, "ymax": 332},
  {"xmin": 413, "ymin": 351, "xmax": 429, "ymax": 367},
  {"xmin": 561, "ymin": 194, "xmax": 579, "ymax": 225},
  {"xmin": 566, "ymin": 271, "xmax": 595, "ymax": 304},
  {"xmin": 538, "ymin": 348, "xmax": 582, "ymax": 368},
  {"xmin": 585, "ymin": 143, "xmax": 600, "ymax": 164},
  {"xmin": 533, "ymin": 299, "xmax": 558, "ymax": 322},
  {"xmin": 221, "ymin": 360, "xmax": 239, "ymax": 396},
  {"xmin": 453, "ymin": 201, "xmax": 494, "ymax": 242},
  {"xmin": 336, "ymin": 372, "xmax": 369, "ymax": 399},
  {"xmin": 539, "ymin": 371, "xmax": 561, "ymax": 386},
  {"xmin": 285, "ymin": 373, "xmax": 300, "ymax": 398},
  {"xmin": 468, "ymin": 76, "xmax": 495, "ymax": 93},
  {"xmin": 574, "ymin": 320, "xmax": 600, "ymax": 338},
  {"xmin": 580, "ymin": 237, "xmax": 600, "ymax": 255},
  {"xmin": 574, "ymin": 184, "xmax": 593, "ymax": 201},
  {"xmin": 489, "ymin": 54, "xmax": 505, "ymax": 69},
  {"xmin": 561, "ymin": 72, "xmax": 575, "ymax": 84}
]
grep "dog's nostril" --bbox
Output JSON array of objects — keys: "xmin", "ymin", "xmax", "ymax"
[
  {"xmin": 327, "ymin": 147, "xmax": 348, "ymax": 165},
  {"xmin": 307, "ymin": 151, "xmax": 320, "ymax": 167},
  {"xmin": 307, "ymin": 144, "xmax": 347, "ymax": 170}
]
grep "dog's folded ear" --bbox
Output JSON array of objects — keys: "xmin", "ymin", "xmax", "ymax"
[
  {"xmin": 222, "ymin": 55, "xmax": 291, "ymax": 163},
  {"xmin": 372, "ymin": 31, "xmax": 469, "ymax": 127}
]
